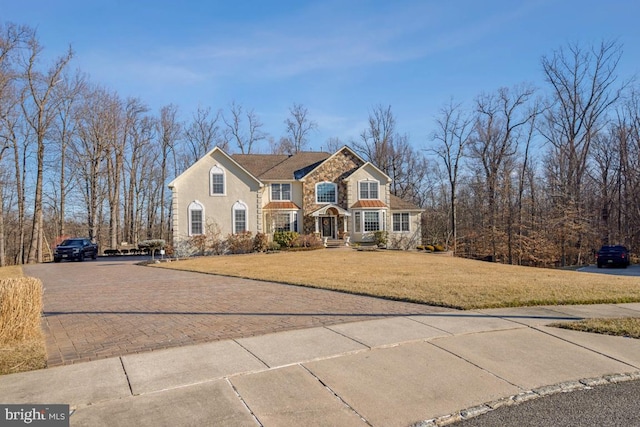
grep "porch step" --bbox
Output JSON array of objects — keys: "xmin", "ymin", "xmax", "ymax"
[{"xmin": 325, "ymin": 239, "xmax": 348, "ymax": 248}]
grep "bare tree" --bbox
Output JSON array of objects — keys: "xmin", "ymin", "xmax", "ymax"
[
  {"xmin": 157, "ymin": 104, "xmax": 181, "ymax": 241},
  {"xmin": 122, "ymin": 98, "xmax": 153, "ymax": 244},
  {"xmin": 72, "ymin": 85, "xmax": 114, "ymax": 242},
  {"xmin": 48, "ymin": 70, "xmax": 85, "ymax": 238},
  {"xmin": 221, "ymin": 101, "xmax": 266, "ymax": 154},
  {"xmin": 431, "ymin": 100, "xmax": 473, "ymax": 254},
  {"xmin": 20, "ymin": 32, "xmax": 73, "ymax": 263},
  {"xmin": 0, "ymin": 23, "xmax": 33, "ymax": 265},
  {"xmin": 323, "ymin": 136, "xmax": 343, "ymax": 153},
  {"xmin": 353, "ymin": 104, "xmax": 395, "ymax": 173},
  {"xmin": 470, "ymin": 85, "xmax": 536, "ymax": 261},
  {"xmin": 281, "ymin": 102, "xmax": 317, "ymax": 154},
  {"xmin": 182, "ymin": 105, "xmax": 219, "ymax": 167},
  {"xmin": 540, "ymin": 40, "xmax": 625, "ymax": 265}
]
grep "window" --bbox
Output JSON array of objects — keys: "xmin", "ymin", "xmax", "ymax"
[
  {"xmin": 210, "ymin": 166, "xmax": 225, "ymax": 195},
  {"xmin": 359, "ymin": 181, "xmax": 379, "ymax": 199},
  {"xmin": 271, "ymin": 183, "xmax": 291, "ymax": 201},
  {"xmin": 316, "ymin": 182, "xmax": 337, "ymax": 204},
  {"xmin": 188, "ymin": 201, "xmax": 204, "ymax": 235},
  {"xmin": 232, "ymin": 201, "xmax": 247, "ymax": 234},
  {"xmin": 273, "ymin": 212, "xmax": 298, "ymax": 232},
  {"xmin": 354, "ymin": 211, "xmax": 361, "ymax": 233},
  {"xmin": 393, "ymin": 213, "xmax": 410, "ymax": 232},
  {"xmin": 364, "ymin": 211, "xmax": 380, "ymax": 232}
]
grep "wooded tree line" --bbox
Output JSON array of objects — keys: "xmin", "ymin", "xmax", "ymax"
[{"xmin": 1, "ymin": 22, "xmax": 638, "ymax": 267}]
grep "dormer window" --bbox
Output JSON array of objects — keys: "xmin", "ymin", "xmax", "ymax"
[
  {"xmin": 271, "ymin": 183, "xmax": 291, "ymax": 201},
  {"xmin": 359, "ymin": 180, "xmax": 379, "ymax": 199},
  {"xmin": 316, "ymin": 182, "xmax": 337, "ymax": 204}
]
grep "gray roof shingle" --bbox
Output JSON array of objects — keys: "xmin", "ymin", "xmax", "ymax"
[{"xmin": 232, "ymin": 152, "xmax": 330, "ymax": 180}]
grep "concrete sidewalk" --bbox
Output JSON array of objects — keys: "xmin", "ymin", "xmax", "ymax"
[{"xmin": 1, "ymin": 303, "xmax": 640, "ymax": 427}]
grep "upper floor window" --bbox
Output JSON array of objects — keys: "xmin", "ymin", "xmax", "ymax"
[
  {"xmin": 188, "ymin": 201, "xmax": 204, "ymax": 236},
  {"xmin": 316, "ymin": 182, "xmax": 337, "ymax": 204},
  {"xmin": 232, "ymin": 201, "xmax": 247, "ymax": 234},
  {"xmin": 271, "ymin": 183, "xmax": 291, "ymax": 201},
  {"xmin": 359, "ymin": 180, "xmax": 379, "ymax": 199},
  {"xmin": 210, "ymin": 166, "xmax": 225, "ymax": 195}
]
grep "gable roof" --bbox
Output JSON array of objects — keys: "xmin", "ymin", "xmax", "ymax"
[
  {"xmin": 232, "ymin": 152, "xmax": 330, "ymax": 180},
  {"xmin": 299, "ymin": 146, "xmax": 370, "ymax": 181},
  {"xmin": 168, "ymin": 146, "xmax": 263, "ymax": 189}
]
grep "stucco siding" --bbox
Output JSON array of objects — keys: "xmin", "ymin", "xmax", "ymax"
[{"xmin": 171, "ymin": 149, "xmax": 261, "ymax": 245}]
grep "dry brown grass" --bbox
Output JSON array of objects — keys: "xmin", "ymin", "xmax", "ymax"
[
  {"xmin": 0, "ymin": 276, "xmax": 47, "ymax": 375},
  {"xmin": 157, "ymin": 250, "xmax": 640, "ymax": 309},
  {"xmin": 0, "ymin": 265, "xmax": 23, "ymax": 280},
  {"xmin": 552, "ymin": 318, "xmax": 640, "ymax": 339}
]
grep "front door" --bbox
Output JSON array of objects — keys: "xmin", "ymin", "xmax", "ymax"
[{"xmin": 321, "ymin": 216, "xmax": 335, "ymax": 239}]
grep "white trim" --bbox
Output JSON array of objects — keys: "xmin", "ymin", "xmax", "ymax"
[
  {"xmin": 271, "ymin": 183, "xmax": 292, "ymax": 201},
  {"xmin": 299, "ymin": 146, "xmax": 390, "ymax": 182},
  {"xmin": 353, "ymin": 209, "xmax": 386, "ymax": 232},
  {"xmin": 269, "ymin": 210, "xmax": 299, "ymax": 233},
  {"xmin": 358, "ymin": 179, "xmax": 380, "ymax": 200},
  {"xmin": 169, "ymin": 146, "xmax": 263, "ymax": 189},
  {"xmin": 309, "ymin": 204, "xmax": 351, "ymax": 217},
  {"xmin": 209, "ymin": 165, "xmax": 226, "ymax": 196},
  {"xmin": 392, "ymin": 212, "xmax": 411, "ymax": 232},
  {"xmin": 232, "ymin": 200, "xmax": 248, "ymax": 234},
  {"xmin": 188, "ymin": 200, "xmax": 204, "ymax": 236},
  {"xmin": 315, "ymin": 181, "xmax": 337, "ymax": 204}
]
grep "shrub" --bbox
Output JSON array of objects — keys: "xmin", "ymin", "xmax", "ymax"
[
  {"xmin": 273, "ymin": 231, "xmax": 299, "ymax": 248},
  {"xmin": 373, "ymin": 231, "xmax": 388, "ymax": 247},
  {"xmin": 188, "ymin": 234, "xmax": 208, "ymax": 256},
  {"xmin": 163, "ymin": 243, "xmax": 175, "ymax": 257},
  {"xmin": 226, "ymin": 232, "xmax": 254, "ymax": 254},
  {"xmin": 292, "ymin": 234, "xmax": 324, "ymax": 249},
  {"xmin": 267, "ymin": 242, "xmax": 281, "ymax": 251},
  {"xmin": 434, "ymin": 244, "xmax": 445, "ymax": 252},
  {"xmin": 253, "ymin": 233, "xmax": 269, "ymax": 252},
  {"xmin": 425, "ymin": 245, "xmax": 435, "ymax": 252},
  {"xmin": 138, "ymin": 239, "xmax": 166, "ymax": 259},
  {"xmin": 416, "ymin": 245, "xmax": 425, "ymax": 251}
]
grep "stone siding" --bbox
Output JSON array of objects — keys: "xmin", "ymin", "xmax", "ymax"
[{"xmin": 302, "ymin": 149, "xmax": 363, "ymax": 234}]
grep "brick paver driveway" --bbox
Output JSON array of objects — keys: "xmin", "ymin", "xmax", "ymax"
[{"xmin": 25, "ymin": 258, "xmax": 450, "ymax": 366}]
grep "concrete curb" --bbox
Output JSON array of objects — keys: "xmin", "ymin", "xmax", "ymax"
[{"xmin": 411, "ymin": 371, "xmax": 640, "ymax": 426}]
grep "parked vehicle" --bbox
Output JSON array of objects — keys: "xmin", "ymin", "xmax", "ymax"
[
  {"xmin": 53, "ymin": 238, "xmax": 98, "ymax": 262},
  {"xmin": 596, "ymin": 245, "xmax": 630, "ymax": 268}
]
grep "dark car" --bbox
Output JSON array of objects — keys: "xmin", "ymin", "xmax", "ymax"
[
  {"xmin": 596, "ymin": 245, "xmax": 630, "ymax": 268},
  {"xmin": 53, "ymin": 238, "xmax": 98, "ymax": 262}
]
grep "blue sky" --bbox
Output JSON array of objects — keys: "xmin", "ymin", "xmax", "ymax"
[{"xmin": 4, "ymin": 0, "xmax": 640, "ymax": 152}]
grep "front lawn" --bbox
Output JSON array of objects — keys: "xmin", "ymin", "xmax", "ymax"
[{"xmin": 155, "ymin": 250, "xmax": 640, "ymax": 310}]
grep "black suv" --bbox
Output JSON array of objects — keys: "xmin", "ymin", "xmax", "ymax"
[
  {"xmin": 53, "ymin": 238, "xmax": 98, "ymax": 262},
  {"xmin": 596, "ymin": 245, "xmax": 630, "ymax": 268}
]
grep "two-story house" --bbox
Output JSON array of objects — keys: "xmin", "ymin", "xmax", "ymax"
[{"xmin": 168, "ymin": 146, "xmax": 423, "ymax": 250}]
